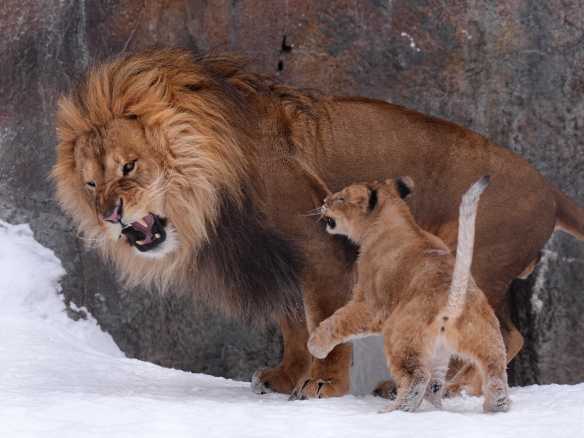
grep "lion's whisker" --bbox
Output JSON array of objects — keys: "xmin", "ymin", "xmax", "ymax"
[{"xmin": 302, "ymin": 206, "xmax": 325, "ymax": 217}]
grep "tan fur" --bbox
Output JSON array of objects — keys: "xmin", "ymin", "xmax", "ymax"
[
  {"xmin": 52, "ymin": 49, "xmax": 582, "ymax": 399},
  {"xmin": 308, "ymin": 179, "xmax": 510, "ymax": 412}
]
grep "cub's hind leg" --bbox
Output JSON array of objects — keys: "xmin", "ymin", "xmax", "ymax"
[
  {"xmin": 449, "ymin": 301, "xmax": 511, "ymax": 413},
  {"xmin": 444, "ymin": 289, "xmax": 524, "ymax": 398}
]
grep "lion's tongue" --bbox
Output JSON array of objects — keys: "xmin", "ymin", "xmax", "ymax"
[{"xmin": 130, "ymin": 214, "xmax": 155, "ymax": 245}]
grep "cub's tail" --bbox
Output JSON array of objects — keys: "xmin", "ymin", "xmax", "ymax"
[
  {"xmin": 447, "ymin": 176, "xmax": 490, "ymax": 318},
  {"xmin": 553, "ymin": 186, "xmax": 584, "ymax": 240}
]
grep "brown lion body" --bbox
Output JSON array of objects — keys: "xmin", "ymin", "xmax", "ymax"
[
  {"xmin": 53, "ymin": 49, "xmax": 584, "ymax": 398},
  {"xmin": 307, "ymin": 178, "xmax": 510, "ymax": 412}
]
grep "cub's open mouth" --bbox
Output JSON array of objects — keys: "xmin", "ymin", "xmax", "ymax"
[
  {"xmin": 121, "ymin": 213, "xmax": 167, "ymax": 252},
  {"xmin": 323, "ymin": 216, "xmax": 336, "ymax": 230}
]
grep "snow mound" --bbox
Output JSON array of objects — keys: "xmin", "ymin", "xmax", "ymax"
[
  {"xmin": 0, "ymin": 220, "xmax": 583, "ymax": 438},
  {"xmin": 0, "ymin": 221, "xmax": 121, "ymax": 355},
  {"xmin": 0, "ymin": 221, "xmax": 66, "ymax": 317}
]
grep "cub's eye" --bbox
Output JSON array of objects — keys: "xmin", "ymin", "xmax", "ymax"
[
  {"xmin": 122, "ymin": 160, "xmax": 137, "ymax": 176},
  {"xmin": 86, "ymin": 181, "xmax": 96, "ymax": 189}
]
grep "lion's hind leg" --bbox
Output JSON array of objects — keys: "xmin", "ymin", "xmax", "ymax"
[{"xmin": 445, "ymin": 359, "xmax": 486, "ymax": 398}]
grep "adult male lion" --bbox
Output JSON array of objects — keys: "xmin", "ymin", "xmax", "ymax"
[{"xmin": 52, "ymin": 49, "xmax": 584, "ymax": 399}]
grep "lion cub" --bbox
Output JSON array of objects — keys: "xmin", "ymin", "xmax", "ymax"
[{"xmin": 308, "ymin": 176, "xmax": 510, "ymax": 413}]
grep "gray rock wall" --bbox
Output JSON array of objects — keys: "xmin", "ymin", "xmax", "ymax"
[{"xmin": 1, "ymin": 0, "xmax": 582, "ymax": 384}]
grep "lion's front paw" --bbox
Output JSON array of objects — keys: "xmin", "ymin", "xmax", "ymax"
[
  {"xmin": 288, "ymin": 377, "xmax": 349, "ymax": 400},
  {"xmin": 251, "ymin": 367, "xmax": 295, "ymax": 395}
]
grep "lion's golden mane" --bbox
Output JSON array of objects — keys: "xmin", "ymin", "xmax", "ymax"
[{"xmin": 52, "ymin": 49, "xmax": 306, "ymax": 321}]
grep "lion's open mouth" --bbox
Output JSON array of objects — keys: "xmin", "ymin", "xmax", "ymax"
[{"xmin": 121, "ymin": 213, "xmax": 167, "ymax": 252}]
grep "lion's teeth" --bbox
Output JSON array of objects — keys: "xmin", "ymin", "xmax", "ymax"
[
  {"xmin": 136, "ymin": 240, "xmax": 145, "ymax": 245},
  {"xmin": 154, "ymin": 233, "xmax": 160, "ymax": 239},
  {"xmin": 137, "ymin": 219, "xmax": 148, "ymax": 228}
]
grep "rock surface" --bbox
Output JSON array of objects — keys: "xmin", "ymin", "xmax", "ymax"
[{"xmin": 1, "ymin": 0, "xmax": 582, "ymax": 384}]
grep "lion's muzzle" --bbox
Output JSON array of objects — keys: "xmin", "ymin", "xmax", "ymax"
[{"xmin": 103, "ymin": 199, "xmax": 123, "ymax": 224}]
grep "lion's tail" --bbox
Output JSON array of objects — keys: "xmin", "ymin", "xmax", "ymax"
[
  {"xmin": 553, "ymin": 186, "xmax": 584, "ymax": 240},
  {"xmin": 447, "ymin": 176, "xmax": 490, "ymax": 318}
]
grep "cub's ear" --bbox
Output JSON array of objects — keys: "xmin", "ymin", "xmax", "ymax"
[
  {"xmin": 393, "ymin": 176, "xmax": 414, "ymax": 199},
  {"xmin": 367, "ymin": 187, "xmax": 378, "ymax": 212}
]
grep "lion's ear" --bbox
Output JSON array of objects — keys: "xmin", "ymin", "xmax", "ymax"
[{"xmin": 394, "ymin": 176, "xmax": 414, "ymax": 199}]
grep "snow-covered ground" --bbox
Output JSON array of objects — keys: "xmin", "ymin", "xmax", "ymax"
[{"xmin": 1, "ymin": 220, "xmax": 583, "ymax": 438}]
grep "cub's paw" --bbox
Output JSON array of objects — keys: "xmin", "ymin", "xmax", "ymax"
[
  {"xmin": 251, "ymin": 367, "xmax": 294, "ymax": 395},
  {"xmin": 484, "ymin": 395, "xmax": 512, "ymax": 413},
  {"xmin": 424, "ymin": 379, "xmax": 444, "ymax": 409},
  {"xmin": 483, "ymin": 378, "xmax": 511, "ymax": 413},
  {"xmin": 378, "ymin": 403, "xmax": 399, "ymax": 414},
  {"xmin": 307, "ymin": 333, "xmax": 332, "ymax": 360},
  {"xmin": 289, "ymin": 377, "xmax": 349, "ymax": 400},
  {"xmin": 378, "ymin": 399, "xmax": 419, "ymax": 414}
]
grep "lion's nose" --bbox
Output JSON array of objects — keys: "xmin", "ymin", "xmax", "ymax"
[{"xmin": 103, "ymin": 199, "xmax": 123, "ymax": 223}]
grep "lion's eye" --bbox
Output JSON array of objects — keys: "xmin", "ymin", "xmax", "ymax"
[
  {"xmin": 122, "ymin": 160, "xmax": 136, "ymax": 176},
  {"xmin": 86, "ymin": 181, "xmax": 96, "ymax": 189}
]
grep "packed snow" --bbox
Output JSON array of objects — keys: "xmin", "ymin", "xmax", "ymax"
[{"xmin": 1, "ymin": 220, "xmax": 583, "ymax": 438}]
